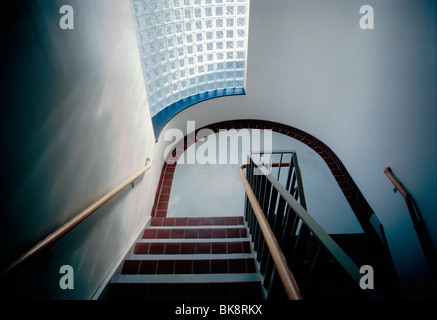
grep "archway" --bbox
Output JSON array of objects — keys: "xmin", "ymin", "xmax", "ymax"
[{"xmin": 151, "ymin": 119, "xmax": 377, "ymax": 240}]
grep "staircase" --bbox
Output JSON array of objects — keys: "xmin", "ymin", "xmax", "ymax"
[
  {"xmin": 105, "ymin": 215, "xmax": 264, "ymax": 300},
  {"xmin": 104, "ymin": 152, "xmax": 402, "ymax": 300}
]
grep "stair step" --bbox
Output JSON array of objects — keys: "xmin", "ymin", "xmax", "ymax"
[
  {"xmin": 106, "ymin": 215, "xmax": 264, "ymax": 300},
  {"xmin": 106, "ymin": 281, "xmax": 264, "ymax": 300},
  {"xmin": 116, "ymin": 273, "xmax": 260, "ymax": 284},
  {"xmin": 129, "ymin": 253, "xmax": 254, "ymax": 260},
  {"xmin": 121, "ymin": 258, "xmax": 257, "ymax": 275},
  {"xmin": 142, "ymin": 227, "xmax": 248, "ymax": 239},
  {"xmin": 136, "ymin": 238, "xmax": 249, "ymax": 243},
  {"xmin": 133, "ymin": 240, "xmax": 252, "ymax": 255},
  {"xmin": 150, "ymin": 216, "xmax": 245, "ymax": 227}
]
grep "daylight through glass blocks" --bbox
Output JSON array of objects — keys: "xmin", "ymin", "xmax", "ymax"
[{"xmin": 130, "ymin": 0, "xmax": 249, "ymax": 137}]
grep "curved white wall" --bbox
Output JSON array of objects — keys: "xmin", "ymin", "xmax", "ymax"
[{"xmin": 0, "ymin": 0, "xmax": 161, "ymax": 299}]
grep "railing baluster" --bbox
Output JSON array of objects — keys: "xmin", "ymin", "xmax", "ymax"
[
  {"xmin": 264, "ymin": 189, "xmax": 286, "ymax": 293},
  {"xmin": 250, "ymin": 170, "xmax": 261, "ymax": 237},
  {"xmin": 273, "ymin": 196, "xmax": 287, "ymax": 244},
  {"xmin": 259, "ymin": 238, "xmax": 269, "ymax": 272},
  {"xmin": 283, "ymin": 212, "xmax": 301, "ymax": 264},
  {"xmin": 285, "ymin": 156, "xmax": 294, "ymax": 192},
  {"xmin": 290, "ymin": 170, "xmax": 297, "ymax": 197},
  {"xmin": 277, "ymin": 153, "xmax": 283, "ymax": 181},
  {"xmin": 262, "ymin": 178, "xmax": 273, "ymax": 215},
  {"xmin": 289, "ymin": 221, "xmax": 309, "ymax": 269},
  {"xmin": 254, "ymin": 228, "xmax": 263, "ymax": 257},
  {"xmin": 248, "ymin": 160, "xmax": 257, "ymax": 234},
  {"xmin": 240, "ymin": 151, "xmax": 365, "ymax": 300},
  {"xmin": 294, "ymin": 187, "xmax": 299, "ymax": 201},
  {"xmin": 292, "ymin": 153, "xmax": 307, "ymax": 210},
  {"xmin": 258, "ymin": 179, "xmax": 273, "ymax": 259},
  {"xmin": 243, "ymin": 159, "xmax": 253, "ymax": 224},
  {"xmin": 254, "ymin": 175, "xmax": 267, "ymax": 251},
  {"xmin": 263, "ymin": 252, "xmax": 275, "ymax": 289},
  {"xmin": 302, "ymin": 243, "xmax": 323, "ymax": 294},
  {"xmin": 267, "ymin": 269, "xmax": 283, "ymax": 300},
  {"xmin": 280, "ymin": 204, "xmax": 292, "ymax": 247},
  {"xmin": 260, "ymin": 186, "xmax": 278, "ymax": 272},
  {"xmin": 266, "ymin": 188, "xmax": 278, "ymax": 229},
  {"xmin": 258, "ymin": 232, "xmax": 268, "ymax": 262}
]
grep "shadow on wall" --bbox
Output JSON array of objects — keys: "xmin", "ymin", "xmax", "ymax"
[{"xmin": 0, "ymin": 0, "xmax": 156, "ymax": 299}]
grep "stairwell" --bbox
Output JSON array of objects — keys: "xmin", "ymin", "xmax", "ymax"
[
  {"xmin": 103, "ymin": 155, "xmax": 402, "ymax": 300},
  {"xmin": 105, "ymin": 215, "xmax": 264, "ymax": 300}
]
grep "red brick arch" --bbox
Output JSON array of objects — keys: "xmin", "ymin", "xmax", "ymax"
[{"xmin": 150, "ymin": 119, "xmax": 376, "ymax": 237}]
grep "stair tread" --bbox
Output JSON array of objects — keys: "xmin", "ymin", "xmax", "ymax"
[
  {"xmin": 142, "ymin": 227, "xmax": 248, "ymax": 239},
  {"xmin": 106, "ymin": 215, "xmax": 264, "ymax": 300},
  {"xmin": 105, "ymin": 281, "xmax": 264, "ymax": 300},
  {"xmin": 121, "ymin": 257, "xmax": 257, "ymax": 275},
  {"xmin": 133, "ymin": 240, "xmax": 252, "ymax": 255},
  {"xmin": 150, "ymin": 216, "xmax": 245, "ymax": 227},
  {"xmin": 128, "ymin": 253, "xmax": 254, "ymax": 260},
  {"xmin": 136, "ymin": 238, "xmax": 250, "ymax": 243},
  {"xmin": 116, "ymin": 273, "xmax": 260, "ymax": 283},
  {"xmin": 149, "ymin": 225, "xmax": 246, "ymax": 229}
]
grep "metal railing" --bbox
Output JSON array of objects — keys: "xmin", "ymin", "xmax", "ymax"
[
  {"xmin": 239, "ymin": 161, "xmax": 303, "ymax": 300},
  {"xmin": 240, "ymin": 152, "xmax": 365, "ymax": 299},
  {"xmin": 1, "ymin": 157, "xmax": 153, "ymax": 276}
]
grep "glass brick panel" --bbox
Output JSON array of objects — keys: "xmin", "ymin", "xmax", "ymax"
[{"xmin": 130, "ymin": 0, "xmax": 249, "ymax": 118}]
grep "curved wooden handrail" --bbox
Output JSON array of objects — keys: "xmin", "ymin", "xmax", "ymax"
[
  {"xmin": 384, "ymin": 166, "xmax": 423, "ymax": 233},
  {"xmin": 1, "ymin": 157, "xmax": 153, "ymax": 276},
  {"xmin": 384, "ymin": 167, "xmax": 415, "ymax": 214},
  {"xmin": 384, "ymin": 166, "xmax": 437, "ymax": 283},
  {"xmin": 239, "ymin": 163, "xmax": 303, "ymax": 300}
]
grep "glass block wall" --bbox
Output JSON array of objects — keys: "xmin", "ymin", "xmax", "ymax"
[{"xmin": 130, "ymin": 0, "xmax": 250, "ymax": 138}]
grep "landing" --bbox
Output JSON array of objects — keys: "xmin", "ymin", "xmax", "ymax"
[{"xmin": 166, "ymin": 163, "xmax": 244, "ymax": 218}]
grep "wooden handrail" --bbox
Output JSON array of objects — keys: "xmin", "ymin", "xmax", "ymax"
[
  {"xmin": 384, "ymin": 166, "xmax": 437, "ymax": 283},
  {"xmin": 261, "ymin": 162, "xmax": 290, "ymax": 167},
  {"xmin": 384, "ymin": 166, "xmax": 425, "ymax": 233},
  {"xmin": 1, "ymin": 157, "xmax": 153, "ymax": 276},
  {"xmin": 383, "ymin": 167, "xmax": 415, "ymax": 213},
  {"xmin": 239, "ymin": 163, "xmax": 303, "ymax": 300}
]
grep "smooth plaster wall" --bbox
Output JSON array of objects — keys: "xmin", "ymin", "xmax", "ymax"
[
  {"xmin": 158, "ymin": 0, "xmax": 437, "ymax": 297},
  {"xmin": 0, "ymin": 0, "xmax": 161, "ymax": 299}
]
